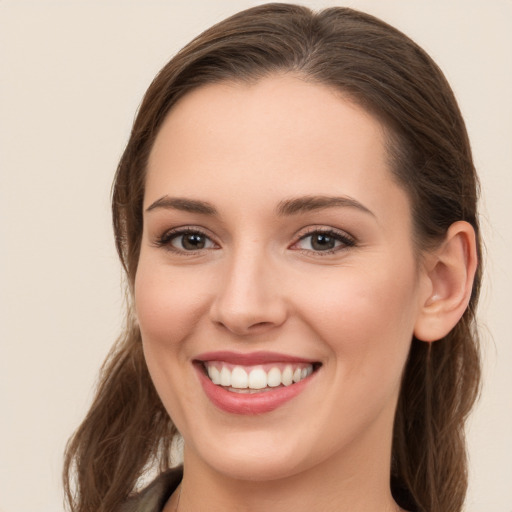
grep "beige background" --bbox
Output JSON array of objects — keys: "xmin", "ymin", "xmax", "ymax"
[{"xmin": 1, "ymin": 1, "xmax": 511, "ymax": 511}]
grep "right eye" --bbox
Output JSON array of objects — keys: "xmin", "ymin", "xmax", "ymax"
[{"xmin": 156, "ymin": 228, "xmax": 217, "ymax": 253}]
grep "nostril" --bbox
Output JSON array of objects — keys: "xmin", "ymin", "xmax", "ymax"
[
  {"xmin": 213, "ymin": 319, "xmax": 274, "ymax": 336},
  {"xmin": 251, "ymin": 321, "xmax": 273, "ymax": 329}
]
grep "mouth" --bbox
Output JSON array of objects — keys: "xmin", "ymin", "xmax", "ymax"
[
  {"xmin": 201, "ymin": 361, "xmax": 316, "ymax": 393},
  {"xmin": 193, "ymin": 351, "xmax": 321, "ymax": 414}
]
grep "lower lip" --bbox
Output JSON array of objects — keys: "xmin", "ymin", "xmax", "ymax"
[{"xmin": 195, "ymin": 364, "xmax": 316, "ymax": 415}]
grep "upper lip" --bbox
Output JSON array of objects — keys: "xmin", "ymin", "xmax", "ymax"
[{"xmin": 194, "ymin": 351, "xmax": 317, "ymax": 366}]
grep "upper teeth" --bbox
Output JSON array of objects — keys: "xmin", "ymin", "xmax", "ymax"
[{"xmin": 205, "ymin": 362, "xmax": 313, "ymax": 390}]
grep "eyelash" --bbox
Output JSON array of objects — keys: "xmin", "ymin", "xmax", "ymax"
[
  {"xmin": 153, "ymin": 227, "xmax": 218, "ymax": 254},
  {"xmin": 153, "ymin": 226, "xmax": 356, "ymax": 256},
  {"xmin": 292, "ymin": 227, "xmax": 356, "ymax": 255}
]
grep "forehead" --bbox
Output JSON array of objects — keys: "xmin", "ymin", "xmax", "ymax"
[{"xmin": 145, "ymin": 75, "xmax": 409, "ymax": 225}]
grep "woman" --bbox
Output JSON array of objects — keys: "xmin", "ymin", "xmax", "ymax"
[{"xmin": 63, "ymin": 4, "xmax": 481, "ymax": 512}]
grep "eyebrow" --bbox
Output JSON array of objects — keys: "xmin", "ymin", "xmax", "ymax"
[
  {"xmin": 146, "ymin": 196, "xmax": 218, "ymax": 215},
  {"xmin": 276, "ymin": 195, "xmax": 374, "ymax": 217},
  {"xmin": 145, "ymin": 194, "xmax": 374, "ymax": 217}
]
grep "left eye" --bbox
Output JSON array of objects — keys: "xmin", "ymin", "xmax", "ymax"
[
  {"xmin": 169, "ymin": 231, "xmax": 216, "ymax": 251},
  {"xmin": 294, "ymin": 231, "xmax": 354, "ymax": 252}
]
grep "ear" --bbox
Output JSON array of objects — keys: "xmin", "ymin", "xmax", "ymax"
[{"xmin": 414, "ymin": 221, "xmax": 478, "ymax": 342}]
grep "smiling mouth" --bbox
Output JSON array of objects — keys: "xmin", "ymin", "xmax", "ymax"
[{"xmin": 199, "ymin": 361, "xmax": 320, "ymax": 393}]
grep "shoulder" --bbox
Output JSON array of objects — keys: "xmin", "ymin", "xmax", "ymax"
[{"xmin": 120, "ymin": 467, "xmax": 183, "ymax": 512}]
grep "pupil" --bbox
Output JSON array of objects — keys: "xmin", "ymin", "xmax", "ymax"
[
  {"xmin": 183, "ymin": 233, "xmax": 205, "ymax": 250},
  {"xmin": 312, "ymin": 234, "xmax": 335, "ymax": 251}
]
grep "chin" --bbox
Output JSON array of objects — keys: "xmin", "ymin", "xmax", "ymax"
[{"xmin": 185, "ymin": 429, "xmax": 315, "ymax": 482}]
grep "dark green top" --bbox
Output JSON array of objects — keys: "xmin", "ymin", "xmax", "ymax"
[{"xmin": 121, "ymin": 467, "xmax": 183, "ymax": 512}]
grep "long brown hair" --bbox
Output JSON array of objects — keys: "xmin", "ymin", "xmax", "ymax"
[{"xmin": 64, "ymin": 4, "xmax": 481, "ymax": 512}]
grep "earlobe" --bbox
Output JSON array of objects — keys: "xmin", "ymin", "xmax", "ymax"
[{"xmin": 414, "ymin": 221, "xmax": 478, "ymax": 342}]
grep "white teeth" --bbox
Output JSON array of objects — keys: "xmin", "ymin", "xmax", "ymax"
[
  {"xmin": 231, "ymin": 367, "xmax": 248, "ymax": 389},
  {"xmin": 281, "ymin": 365, "xmax": 293, "ymax": 386},
  {"xmin": 207, "ymin": 365, "xmax": 221, "ymax": 385},
  {"xmin": 220, "ymin": 367, "xmax": 231, "ymax": 387},
  {"xmin": 205, "ymin": 362, "xmax": 315, "ymax": 390},
  {"xmin": 267, "ymin": 367, "xmax": 281, "ymax": 387},
  {"xmin": 248, "ymin": 368, "xmax": 267, "ymax": 389}
]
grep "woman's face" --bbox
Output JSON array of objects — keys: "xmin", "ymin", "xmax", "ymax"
[{"xmin": 135, "ymin": 75, "xmax": 431, "ymax": 482}]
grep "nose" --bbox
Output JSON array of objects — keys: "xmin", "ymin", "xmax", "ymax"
[{"xmin": 209, "ymin": 248, "xmax": 288, "ymax": 336}]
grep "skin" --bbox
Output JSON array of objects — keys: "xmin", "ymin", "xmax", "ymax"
[{"xmin": 135, "ymin": 75, "xmax": 437, "ymax": 512}]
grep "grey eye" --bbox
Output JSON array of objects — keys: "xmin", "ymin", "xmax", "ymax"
[{"xmin": 296, "ymin": 232, "xmax": 342, "ymax": 252}]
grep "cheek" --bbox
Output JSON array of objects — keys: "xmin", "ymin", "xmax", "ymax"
[
  {"xmin": 133, "ymin": 260, "xmax": 209, "ymax": 425},
  {"xmin": 134, "ymin": 261, "xmax": 208, "ymax": 347},
  {"xmin": 293, "ymin": 261, "xmax": 420, "ymax": 365},
  {"xmin": 298, "ymin": 265, "xmax": 419, "ymax": 432}
]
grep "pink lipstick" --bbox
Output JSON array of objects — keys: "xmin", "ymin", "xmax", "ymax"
[{"xmin": 194, "ymin": 351, "xmax": 319, "ymax": 415}]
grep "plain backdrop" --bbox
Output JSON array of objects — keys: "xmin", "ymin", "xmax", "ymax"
[{"xmin": 1, "ymin": 1, "xmax": 511, "ymax": 511}]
